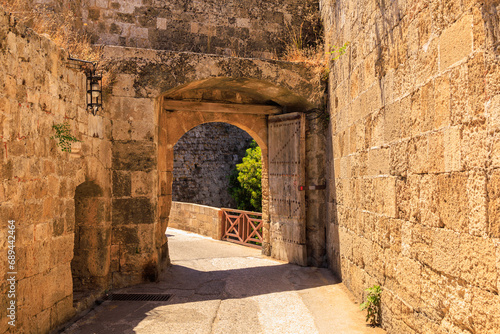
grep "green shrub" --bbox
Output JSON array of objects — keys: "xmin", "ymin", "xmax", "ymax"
[{"xmin": 228, "ymin": 140, "xmax": 262, "ymax": 212}]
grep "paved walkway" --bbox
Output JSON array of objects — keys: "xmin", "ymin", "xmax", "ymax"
[{"xmin": 63, "ymin": 228, "xmax": 385, "ymax": 334}]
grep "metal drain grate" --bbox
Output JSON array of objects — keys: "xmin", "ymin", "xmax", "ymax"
[{"xmin": 106, "ymin": 294, "xmax": 172, "ymax": 302}]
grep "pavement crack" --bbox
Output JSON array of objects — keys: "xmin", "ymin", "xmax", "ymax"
[{"xmin": 209, "ymin": 299, "xmax": 223, "ymax": 334}]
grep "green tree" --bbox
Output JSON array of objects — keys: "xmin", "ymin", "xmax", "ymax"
[{"xmin": 229, "ymin": 140, "xmax": 262, "ymax": 212}]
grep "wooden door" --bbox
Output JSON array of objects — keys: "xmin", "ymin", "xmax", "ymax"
[{"xmin": 268, "ymin": 112, "xmax": 307, "ymax": 266}]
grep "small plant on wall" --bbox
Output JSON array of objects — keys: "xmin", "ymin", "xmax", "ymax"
[
  {"xmin": 360, "ymin": 285, "xmax": 382, "ymax": 326},
  {"xmin": 51, "ymin": 122, "xmax": 81, "ymax": 153},
  {"xmin": 327, "ymin": 42, "xmax": 351, "ymax": 61}
]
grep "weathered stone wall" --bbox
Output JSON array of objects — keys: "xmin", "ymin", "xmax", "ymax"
[
  {"xmin": 168, "ymin": 201, "xmax": 222, "ymax": 239},
  {"xmin": 321, "ymin": 0, "xmax": 500, "ymax": 332},
  {"xmin": 305, "ymin": 111, "xmax": 327, "ymax": 267},
  {"xmin": 172, "ymin": 122, "xmax": 253, "ymax": 208},
  {"xmin": 0, "ymin": 6, "xmax": 112, "ymax": 333},
  {"xmin": 80, "ymin": 0, "xmax": 320, "ymax": 58},
  {"xmin": 0, "ymin": 2, "xmax": 326, "ymax": 333}
]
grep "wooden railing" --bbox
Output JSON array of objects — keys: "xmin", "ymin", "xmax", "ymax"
[{"xmin": 221, "ymin": 208, "xmax": 263, "ymax": 249}]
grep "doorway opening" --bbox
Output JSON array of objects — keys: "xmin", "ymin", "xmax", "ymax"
[
  {"xmin": 72, "ymin": 181, "xmax": 111, "ymax": 311},
  {"xmin": 172, "ymin": 122, "xmax": 254, "ymax": 209},
  {"xmin": 168, "ymin": 122, "xmax": 264, "ymax": 248}
]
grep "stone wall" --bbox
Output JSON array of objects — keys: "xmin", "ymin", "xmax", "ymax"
[
  {"xmin": 321, "ymin": 0, "xmax": 500, "ymax": 332},
  {"xmin": 305, "ymin": 111, "xmax": 327, "ymax": 267},
  {"xmin": 0, "ymin": 7, "xmax": 112, "ymax": 333},
  {"xmin": 80, "ymin": 0, "xmax": 320, "ymax": 58},
  {"xmin": 172, "ymin": 122, "xmax": 253, "ymax": 208},
  {"xmin": 0, "ymin": 2, "xmax": 327, "ymax": 333},
  {"xmin": 168, "ymin": 201, "xmax": 222, "ymax": 239}
]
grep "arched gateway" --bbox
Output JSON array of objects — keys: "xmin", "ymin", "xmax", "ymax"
[
  {"xmin": 96, "ymin": 45, "xmax": 326, "ymax": 290},
  {"xmin": 157, "ymin": 77, "xmax": 317, "ymax": 267}
]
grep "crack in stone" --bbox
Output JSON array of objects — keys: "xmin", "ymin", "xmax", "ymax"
[{"xmin": 209, "ymin": 299, "xmax": 223, "ymax": 334}]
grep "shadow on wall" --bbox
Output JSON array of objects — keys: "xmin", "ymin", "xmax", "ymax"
[{"xmin": 326, "ymin": 120, "xmax": 342, "ymax": 281}]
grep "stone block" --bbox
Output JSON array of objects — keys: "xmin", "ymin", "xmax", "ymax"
[
  {"xmin": 338, "ymin": 227, "xmax": 353, "ymax": 261},
  {"xmin": 50, "ymin": 235, "xmax": 74, "ymax": 267},
  {"xmin": 111, "ymin": 74, "xmax": 137, "ymax": 97},
  {"xmin": 439, "ymin": 15, "xmax": 473, "ymax": 70},
  {"xmin": 34, "ymin": 241, "xmax": 51, "ymax": 275},
  {"xmin": 409, "ymin": 88, "xmax": 423, "ymax": 136},
  {"xmin": 450, "ymin": 63, "xmax": 469, "ymax": 125},
  {"xmin": 366, "ymin": 242, "xmax": 385, "ymax": 282},
  {"xmin": 112, "ymin": 225, "xmax": 140, "ymax": 246},
  {"xmin": 112, "ymin": 198, "xmax": 154, "ymax": 225},
  {"xmin": 359, "ymin": 178, "xmax": 372, "ymax": 212},
  {"xmin": 462, "ymin": 125, "xmax": 488, "ymax": 170},
  {"xmin": 409, "ymin": 223, "xmax": 433, "ymax": 267},
  {"xmin": 489, "ymin": 94, "xmax": 500, "ymax": 132},
  {"xmin": 112, "ymin": 170, "xmax": 131, "ymax": 197},
  {"xmin": 396, "ymin": 175, "xmax": 420, "ymax": 222},
  {"xmin": 390, "ymin": 140, "xmax": 409, "ymax": 177},
  {"xmin": 374, "ymin": 176, "xmax": 397, "ymax": 217},
  {"xmin": 367, "ymin": 147, "xmax": 390, "ymax": 176},
  {"xmin": 467, "ymin": 169, "xmax": 488, "ymax": 237},
  {"xmin": 348, "ymin": 124, "xmax": 357, "ymax": 154},
  {"xmin": 339, "ymin": 155, "xmax": 351, "ymax": 179},
  {"xmin": 369, "ymin": 108, "xmax": 385, "ymax": 148},
  {"xmin": 396, "ymin": 256, "xmax": 422, "ymax": 309},
  {"xmin": 111, "ymin": 119, "xmax": 131, "ymax": 141},
  {"xmin": 366, "ymin": 81, "xmax": 383, "ymax": 116},
  {"xmin": 408, "ymin": 136, "xmax": 428, "ymax": 174},
  {"xmin": 351, "ymin": 236, "xmax": 365, "ymax": 269},
  {"xmin": 40, "ymin": 265, "xmax": 70, "ymax": 310},
  {"xmin": 488, "ymin": 170, "xmax": 500, "ymax": 238},
  {"xmin": 132, "ymin": 171, "xmax": 154, "ymax": 196},
  {"xmin": 432, "ymin": 228, "xmax": 460, "ymax": 276},
  {"xmin": 384, "ymin": 101, "xmax": 401, "ymax": 142},
  {"xmin": 443, "ymin": 126, "xmax": 462, "ymax": 172},
  {"xmin": 460, "ymin": 234, "xmax": 497, "ymax": 292},
  {"xmin": 471, "ymin": 287, "xmax": 500, "ymax": 333},
  {"xmin": 420, "ymin": 267, "xmax": 451, "ymax": 323},
  {"xmin": 420, "ymin": 81, "xmax": 436, "ymax": 133},
  {"xmin": 437, "ymin": 172, "xmax": 468, "ymax": 232},
  {"xmin": 427, "ymin": 131, "xmax": 444, "ymax": 173},
  {"xmin": 34, "ymin": 308, "xmax": 51, "ymax": 334},
  {"xmin": 157, "ymin": 17, "xmax": 167, "ymax": 30},
  {"xmin": 112, "ymin": 140, "xmax": 156, "ymax": 171},
  {"xmin": 419, "ymin": 174, "xmax": 440, "ymax": 227},
  {"xmin": 137, "ymin": 224, "xmax": 155, "ymax": 253},
  {"xmin": 131, "ymin": 120, "xmax": 155, "ymax": 141},
  {"xmin": 467, "ymin": 52, "xmax": 486, "ymax": 119},
  {"xmin": 50, "ymin": 295, "xmax": 75, "ymax": 330}
]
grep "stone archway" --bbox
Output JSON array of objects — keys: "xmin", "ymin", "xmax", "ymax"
[
  {"xmin": 156, "ymin": 77, "xmax": 315, "ymax": 264},
  {"xmin": 157, "ymin": 100, "xmax": 272, "ymax": 259}
]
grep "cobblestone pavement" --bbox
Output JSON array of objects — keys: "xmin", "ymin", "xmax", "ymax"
[{"xmin": 62, "ymin": 228, "xmax": 385, "ymax": 334}]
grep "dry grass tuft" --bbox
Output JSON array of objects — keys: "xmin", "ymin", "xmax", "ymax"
[
  {"xmin": 283, "ymin": 42, "xmax": 328, "ymax": 67},
  {"xmin": 281, "ymin": 13, "xmax": 329, "ymax": 76},
  {"xmin": 0, "ymin": 0, "xmax": 101, "ymax": 61}
]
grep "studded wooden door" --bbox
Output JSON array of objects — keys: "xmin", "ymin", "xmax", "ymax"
[{"xmin": 268, "ymin": 112, "xmax": 307, "ymax": 266}]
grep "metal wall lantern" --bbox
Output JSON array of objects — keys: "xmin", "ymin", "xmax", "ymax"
[
  {"xmin": 68, "ymin": 57, "xmax": 103, "ymax": 116},
  {"xmin": 86, "ymin": 66, "xmax": 102, "ymax": 116}
]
